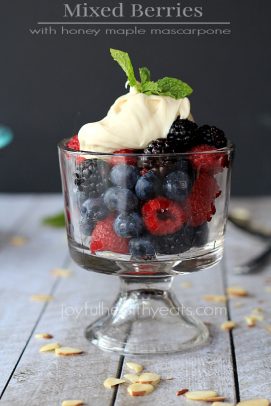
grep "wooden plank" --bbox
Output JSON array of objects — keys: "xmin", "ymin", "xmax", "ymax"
[
  {"xmin": 114, "ymin": 263, "xmax": 237, "ymax": 405},
  {"xmin": 1, "ymin": 261, "xmax": 122, "ymax": 406},
  {"xmin": 225, "ymin": 198, "xmax": 271, "ymax": 401},
  {"xmin": 0, "ymin": 195, "xmax": 69, "ymax": 394}
]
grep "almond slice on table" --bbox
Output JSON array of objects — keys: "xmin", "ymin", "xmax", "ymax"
[
  {"xmin": 137, "ymin": 372, "xmax": 161, "ymax": 385},
  {"xmin": 31, "ymin": 294, "xmax": 54, "ymax": 302},
  {"xmin": 55, "ymin": 347, "xmax": 83, "ymax": 356},
  {"xmin": 245, "ymin": 316, "xmax": 257, "ymax": 327},
  {"xmin": 176, "ymin": 388, "xmax": 189, "ymax": 396},
  {"xmin": 212, "ymin": 403, "xmax": 234, "ymax": 406},
  {"xmin": 35, "ymin": 333, "xmax": 53, "ymax": 339},
  {"xmin": 251, "ymin": 309, "xmax": 264, "ymax": 321},
  {"xmin": 185, "ymin": 390, "xmax": 218, "ymax": 401},
  {"xmin": 103, "ymin": 377, "xmax": 126, "ymax": 389},
  {"xmin": 237, "ymin": 400, "xmax": 270, "ymax": 406},
  {"xmin": 9, "ymin": 236, "xmax": 28, "ymax": 246},
  {"xmin": 127, "ymin": 383, "xmax": 154, "ymax": 397},
  {"xmin": 227, "ymin": 287, "xmax": 249, "ymax": 297},
  {"xmin": 126, "ymin": 361, "xmax": 143, "ymax": 373},
  {"xmin": 180, "ymin": 281, "xmax": 192, "ymax": 288},
  {"xmin": 221, "ymin": 321, "xmax": 237, "ymax": 331},
  {"xmin": 123, "ymin": 374, "xmax": 139, "ymax": 383},
  {"xmin": 62, "ymin": 401, "xmax": 84, "ymax": 406},
  {"xmin": 205, "ymin": 397, "xmax": 226, "ymax": 402},
  {"xmin": 39, "ymin": 342, "xmax": 60, "ymax": 352},
  {"xmin": 203, "ymin": 295, "xmax": 227, "ymax": 303},
  {"xmin": 51, "ymin": 268, "xmax": 73, "ymax": 278}
]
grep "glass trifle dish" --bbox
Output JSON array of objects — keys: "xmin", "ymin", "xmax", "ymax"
[{"xmin": 58, "ymin": 49, "xmax": 234, "ymax": 355}]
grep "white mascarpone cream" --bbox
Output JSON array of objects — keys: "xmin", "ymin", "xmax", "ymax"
[{"xmin": 78, "ymin": 90, "xmax": 191, "ymax": 153}]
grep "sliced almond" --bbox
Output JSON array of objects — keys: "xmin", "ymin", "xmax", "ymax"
[
  {"xmin": 205, "ymin": 397, "xmax": 226, "ymax": 402},
  {"xmin": 35, "ymin": 333, "xmax": 53, "ymax": 339},
  {"xmin": 245, "ymin": 316, "xmax": 257, "ymax": 327},
  {"xmin": 127, "ymin": 383, "xmax": 154, "ymax": 397},
  {"xmin": 185, "ymin": 391, "xmax": 218, "ymax": 401},
  {"xmin": 176, "ymin": 388, "xmax": 189, "ymax": 396},
  {"xmin": 137, "ymin": 372, "xmax": 160, "ymax": 385},
  {"xmin": 123, "ymin": 374, "xmax": 139, "ymax": 383},
  {"xmin": 234, "ymin": 302, "xmax": 244, "ymax": 309},
  {"xmin": 126, "ymin": 362, "xmax": 143, "ymax": 374},
  {"xmin": 252, "ymin": 307, "xmax": 263, "ymax": 313},
  {"xmin": 180, "ymin": 281, "xmax": 192, "ymax": 288},
  {"xmin": 103, "ymin": 377, "xmax": 126, "ymax": 389},
  {"xmin": 51, "ymin": 268, "xmax": 72, "ymax": 278},
  {"xmin": 237, "ymin": 400, "xmax": 269, "ymax": 406},
  {"xmin": 62, "ymin": 401, "xmax": 84, "ymax": 406},
  {"xmin": 203, "ymin": 295, "xmax": 227, "ymax": 303},
  {"xmin": 251, "ymin": 309, "xmax": 264, "ymax": 321},
  {"xmin": 221, "ymin": 321, "xmax": 237, "ymax": 331},
  {"xmin": 31, "ymin": 294, "xmax": 54, "ymax": 302},
  {"xmin": 265, "ymin": 325, "xmax": 271, "ymax": 333},
  {"xmin": 39, "ymin": 342, "xmax": 60, "ymax": 352},
  {"xmin": 55, "ymin": 347, "xmax": 83, "ymax": 356},
  {"xmin": 212, "ymin": 403, "xmax": 234, "ymax": 406},
  {"xmin": 227, "ymin": 286, "xmax": 249, "ymax": 297},
  {"xmin": 9, "ymin": 236, "xmax": 28, "ymax": 246}
]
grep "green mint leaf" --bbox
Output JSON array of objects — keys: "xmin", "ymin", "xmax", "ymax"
[
  {"xmin": 42, "ymin": 212, "xmax": 66, "ymax": 228},
  {"xmin": 141, "ymin": 81, "xmax": 161, "ymax": 95},
  {"xmin": 139, "ymin": 67, "xmax": 151, "ymax": 84},
  {"xmin": 157, "ymin": 77, "xmax": 193, "ymax": 99},
  {"xmin": 110, "ymin": 49, "xmax": 137, "ymax": 87}
]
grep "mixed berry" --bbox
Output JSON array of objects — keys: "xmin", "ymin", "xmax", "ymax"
[{"xmin": 66, "ymin": 118, "xmax": 229, "ymax": 260}]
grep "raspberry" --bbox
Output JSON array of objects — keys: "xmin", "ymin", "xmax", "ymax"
[
  {"xmin": 184, "ymin": 173, "xmax": 220, "ymax": 227},
  {"xmin": 110, "ymin": 149, "xmax": 138, "ymax": 166},
  {"xmin": 189, "ymin": 145, "xmax": 228, "ymax": 174},
  {"xmin": 90, "ymin": 215, "xmax": 129, "ymax": 254},
  {"xmin": 66, "ymin": 135, "xmax": 80, "ymax": 151},
  {"xmin": 142, "ymin": 197, "xmax": 186, "ymax": 236}
]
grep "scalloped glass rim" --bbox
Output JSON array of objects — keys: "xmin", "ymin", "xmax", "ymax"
[{"xmin": 58, "ymin": 138, "xmax": 235, "ymax": 157}]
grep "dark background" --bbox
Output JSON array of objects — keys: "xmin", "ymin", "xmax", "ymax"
[{"xmin": 0, "ymin": 0, "xmax": 270, "ymax": 195}]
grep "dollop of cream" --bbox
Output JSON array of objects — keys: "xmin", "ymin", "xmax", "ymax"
[{"xmin": 78, "ymin": 91, "xmax": 191, "ymax": 153}]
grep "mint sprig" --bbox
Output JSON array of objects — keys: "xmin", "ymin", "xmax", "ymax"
[
  {"xmin": 139, "ymin": 67, "xmax": 151, "ymax": 84},
  {"xmin": 110, "ymin": 49, "xmax": 138, "ymax": 88},
  {"xmin": 42, "ymin": 212, "xmax": 65, "ymax": 228},
  {"xmin": 110, "ymin": 48, "xmax": 193, "ymax": 99}
]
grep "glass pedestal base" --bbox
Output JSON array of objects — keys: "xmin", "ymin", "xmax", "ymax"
[{"xmin": 85, "ymin": 276, "xmax": 209, "ymax": 355}]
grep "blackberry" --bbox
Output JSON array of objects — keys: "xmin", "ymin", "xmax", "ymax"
[
  {"xmin": 144, "ymin": 138, "xmax": 176, "ymax": 155},
  {"xmin": 167, "ymin": 118, "xmax": 198, "ymax": 152},
  {"xmin": 142, "ymin": 138, "xmax": 177, "ymax": 171},
  {"xmin": 197, "ymin": 125, "xmax": 227, "ymax": 148},
  {"xmin": 74, "ymin": 159, "xmax": 110, "ymax": 198}
]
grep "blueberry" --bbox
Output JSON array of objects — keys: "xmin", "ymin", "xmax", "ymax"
[
  {"xmin": 104, "ymin": 187, "xmax": 138, "ymax": 212},
  {"xmin": 155, "ymin": 226, "xmax": 193, "ymax": 255},
  {"xmin": 110, "ymin": 164, "xmax": 139, "ymax": 189},
  {"xmin": 163, "ymin": 170, "xmax": 191, "ymax": 202},
  {"xmin": 81, "ymin": 197, "xmax": 108, "ymax": 222},
  {"xmin": 114, "ymin": 212, "xmax": 144, "ymax": 238},
  {"xmin": 191, "ymin": 223, "xmax": 209, "ymax": 247},
  {"xmin": 129, "ymin": 237, "xmax": 156, "ymax": 260},
  {"xmin": 135, "ymin": 171, "xmax": 161, "ymax": 200}
]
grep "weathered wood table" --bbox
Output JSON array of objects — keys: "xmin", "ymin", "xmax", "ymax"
[{"xmin": 0, "ymin": 195, "xmax": 270, "ymax": 406}]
